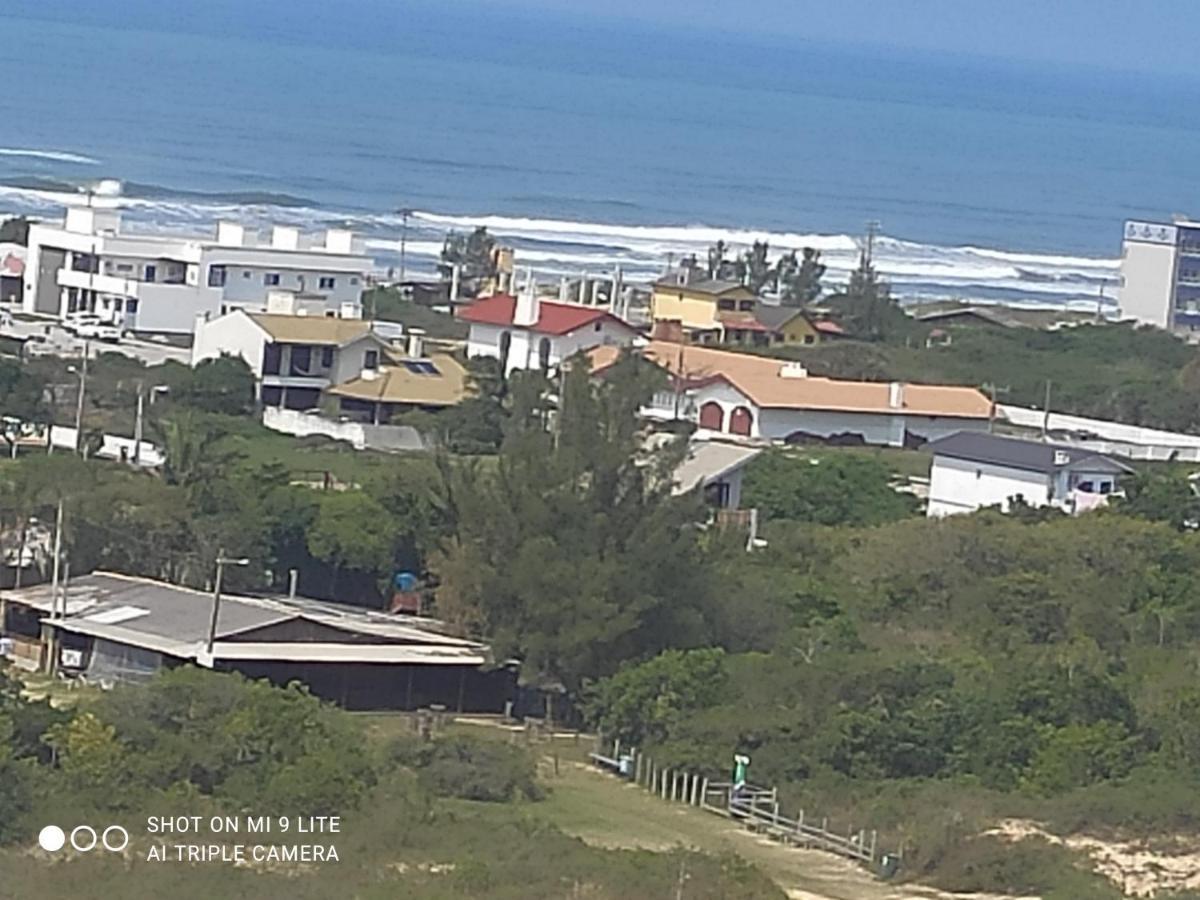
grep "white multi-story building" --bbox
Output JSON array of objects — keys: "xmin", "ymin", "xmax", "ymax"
[
  {"xmin": 23, "ymin": 206, "xmax": 371, "ymax": 334},
  {"xmin": 1117, "ymin": 218, "xmax": 1200, "ymax": 332}
]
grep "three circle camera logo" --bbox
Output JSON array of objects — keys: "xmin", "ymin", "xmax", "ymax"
[{"xmin": 38, "ymin": 824, "xmax": 129, "ymax": 853}]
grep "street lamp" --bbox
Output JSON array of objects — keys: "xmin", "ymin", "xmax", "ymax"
[
  {"xmin": 66, "ymin": 339, "xmax": 89, "ymax": 456},
  {"xmin": 205, "ymin": 550, "xmax": 250, "ymax": 658}
]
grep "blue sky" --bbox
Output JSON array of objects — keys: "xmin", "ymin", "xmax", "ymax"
[{"xmin": 488, "ymin": 0, "xmax": 1193, "ymax": 74}]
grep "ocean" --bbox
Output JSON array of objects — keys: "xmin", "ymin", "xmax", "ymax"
[{"xmin": 2, "ymin": 0, "xmax": 1197, "ymax": 309}]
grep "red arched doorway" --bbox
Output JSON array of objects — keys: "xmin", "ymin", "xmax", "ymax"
[
  {"xmin": 729, "ymin": 406, "xmax": 754, "ymax": 436},
  {"xmin": 698, "ymin": 401, "xmax": 724, "ymax": 431}
]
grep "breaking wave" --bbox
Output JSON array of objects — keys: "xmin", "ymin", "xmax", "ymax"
[
  {"xmin": 0, "ymin": 180, "xmax": 1120, "ymax": 310},
  {"xmin": 0, "ymin": 147, "xmax": 99, "ymax": 165}
]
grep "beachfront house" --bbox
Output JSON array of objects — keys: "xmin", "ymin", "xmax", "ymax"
[
  {"xmin": 192, "ymin": 310, "xmax": 391, "ymax": 410},
  {"xmin": 460, "ymin": 283, "xmax": 638, "ymax": 375},
  {"xmin": 23, "ymin": 206, "xmax": 371, "ymax": 334},
  {"xmin": 590, "ymin": 340, "xmax": 993, "ymax": 446},
  {"xmin": 925, "ymin": 431, "xmax": 1133, "ymax": 517}
]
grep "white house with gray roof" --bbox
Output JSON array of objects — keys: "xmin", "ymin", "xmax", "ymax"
[{"xmin": 926, "ymin": 431, "xmax": 1133, "ymax": 518}]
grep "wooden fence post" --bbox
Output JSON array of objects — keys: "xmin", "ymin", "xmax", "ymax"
[
  {"xmin": 661, "ymin": 769, "xmax": 669, "ymax": 799},
  {"xmin": 700, "ymin": 776, "xmax": 709, "ymax": 808},
  {"xmin": 870, "ymin": 829, "xmax": 878, "ymax": 862}
]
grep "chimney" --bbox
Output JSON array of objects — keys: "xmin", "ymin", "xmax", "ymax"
[
  {"xmin": 559, "ymin": 275, "xmax": 569, "ymax": 303},
  {"xmin": 779, "ymin": 362, "xmax": 808, "ymax": 379},
  {"xmin": 514, "ymin": 268, "xmax": 539, "ymax": 327},
  {"xmin": 652, "ymin": 318, "xmax": 684, "ymax": 343},
  {"xmin": 288, "ymin": 569, "xmax": 298, "ymax": 599},
  {"xmin": 450, "ymin": 263, "xmax": 461, "ymax": 303},
  {"xmin": 406, "ymin": 327, "xmax": 426, "ymax": 359},
  {"xmin": 324, "ymin": 228, "xmax": 354, "ymax": 254},
  {"xmin": 888, "ymin": 381, "xmax": 904, "ymax": 409}
]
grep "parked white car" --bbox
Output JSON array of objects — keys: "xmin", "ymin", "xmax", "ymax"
[{"xmin": 76, "ymin": 321, "xmax": 122, "ymax": 342}]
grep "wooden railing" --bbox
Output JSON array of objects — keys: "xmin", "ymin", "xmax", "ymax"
[{"xmin": 590, "ymin": 739, "xmax": 885, "ymax": 871}]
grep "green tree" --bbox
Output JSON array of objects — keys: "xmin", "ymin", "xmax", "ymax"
[
  {"xmin": 1114, "ymin": 469, "xmax": 1200, "ymax": 530},
  {"xmin": 583, "ymin": 648, "xmax": 727, "ymax": 746},
  {"xmin": 0, "ymin": 216, "xmax": 30, "ymax": 245},
  {"xmin": 305, "ymin": 490, "xmax": 397, "ymax": 597},
  {"xmin": 736, "ymin": 241, "xmax": 772, "ymax": 293},
  {"xmin": 777, "ymin": 247, "xmax": 826, "ymax": 306},
  {"xmin": 742, "ymin": 451, "xmax": 918, "ymax": 525},
  {"xmin": 439, "ymin": 226, "xmax": 497, "ymax": 298},
  {"xmin": 432, "ymin": 352, "xmax": 716, "ymax": 692},
  {"xmin": 175, "ymin": 355, "xmax": 255, "ymax": 415},
  {"xmin": 0, "ymin": 358, "xmax": 49, "ymax": 457}
]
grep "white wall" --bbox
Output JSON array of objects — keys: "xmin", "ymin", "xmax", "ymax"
[
  {"xmin": 191, "ymin": 310, "xmax": 268, "ymax": 373},
  {"xmin": 329, "ymin": 334, "xmax": 389, "ymax": 384},
  {"xmin": 262, "ymin": 407, "xmax": 427, "ymax": 452},
  {"xmin": 1119, "ymin": 239, "xmax": 1176, "ymax": 328},
  {"xmin": 467, "ymin": 319, "xmax": 634, "ymax": 375},
  {"xmin": 926, "ymin": 455, "xmax": 1050, "ymax": 517}
]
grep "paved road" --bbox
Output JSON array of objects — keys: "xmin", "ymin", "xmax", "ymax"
[{"xmin": 1, "ymin": 318, "xmax": 191, "ymax": 366}]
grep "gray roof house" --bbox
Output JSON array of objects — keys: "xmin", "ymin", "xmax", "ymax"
[
  {"xmin": 925, "ymin": 431, "xmax": 1133, "ymax": 517},
  {"xmin": 0, "ymin": 572, "xmax": 514, "ymax": 711}
]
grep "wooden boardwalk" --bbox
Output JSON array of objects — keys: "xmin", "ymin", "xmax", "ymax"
[{"xmin": 590, "ymin": 740, "xmax": 886, "ymax": 872}]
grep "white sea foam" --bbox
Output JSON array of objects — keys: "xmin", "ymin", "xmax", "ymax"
[
  {"xmin": 0, "ymin": 186, "xmax": 1121, "ymax": 308},
  {"xmin": 0, "ymin": 148, "xmax": 100, "ymax": 165}
]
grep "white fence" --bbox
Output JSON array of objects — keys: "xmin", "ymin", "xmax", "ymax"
[
  {"xmin": 262, "ymin": 407, "xmax": 428, "ymax": 452},
  {"xmin": 999, "ymin": 404, "xmax": 1200, "ymax": 462},
  {"xmin": 38, "ymin": 425, "xmax": 164, "ymax": 467}
]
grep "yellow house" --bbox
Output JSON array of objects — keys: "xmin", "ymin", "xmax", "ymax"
[{"xmin": 651, "ymin": 276, "xmax": 757, "ymax": 332}]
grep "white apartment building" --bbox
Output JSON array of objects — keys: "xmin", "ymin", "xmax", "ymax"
[
  {"xmin": 1117, "ymin": 218, "xmax": 1200, "ymax": 332},
  {"xmin": 23, "ymin": 206, "xmax": 371, "ymax": 334}
]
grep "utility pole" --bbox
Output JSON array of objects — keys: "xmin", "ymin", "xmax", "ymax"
[
  {"xmin": 983, "ymin": 382, "xmax": 1010, "ymax": 433},
  {"xmin": 864, "ymin": 220, "xmax": 881, "ymax": 269},
  {"xmin": 71, "ymin": 340, "xmax": 89, "ymax": 455},
  {"xmin": 396, "ymin": 207, "xmax": 413, "ymax": 285},
  {"xmin": 1041, "ymin": 379, "xmax": 1052, "ymax": 440},
  {"xmin": 206, "ymin": 550, "xmax": 250, "ymax": 658},
  {"xmin": 133, "ymin": 384, "xmax": 145, "ymax": 465}
]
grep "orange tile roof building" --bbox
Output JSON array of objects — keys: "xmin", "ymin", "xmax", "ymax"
[{"xmin": 591, "ymin": 341, "xmax": 993, "ymax": 447}]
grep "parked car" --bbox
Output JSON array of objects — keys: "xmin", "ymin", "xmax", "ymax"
[
  {"xmin": 76, "ymin": 321, "xmax": 123, "ymax": 343},
  {"xmin": 24, "ymin": 335, "xmax": 58, "ymax": 357},
  {"xmin": 0, "ymin": 309, "xmax": 13, "ymax": 329},
  {"xmin": 63, "ymin": 312, "xmax": 102, "ymax": 334}
]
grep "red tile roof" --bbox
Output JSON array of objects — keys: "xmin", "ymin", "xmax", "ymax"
[
  {"xmin": 459, "ymin": 294, "xmax": 637, "ymax": 336},
  {"xmin": 814, "ymin": 320, "xmax": 845, "ymax": 335}
]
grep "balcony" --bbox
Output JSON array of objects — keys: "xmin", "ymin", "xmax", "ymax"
[{"xmin": 58, "ymin": 268, "xmax": 139, "ymax": 297}]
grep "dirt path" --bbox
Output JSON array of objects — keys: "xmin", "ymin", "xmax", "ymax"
[{"xmin": 536, "ymin": 762, "xmax": 1032, "ymax": 900}]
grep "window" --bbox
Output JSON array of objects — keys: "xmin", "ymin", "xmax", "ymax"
[
  {"xmin": 207, "ymin": 265, "xmax": 226, "ymax": 287},
  {"xmin": 803, "ymin": 334, "xmax": 815, "ymax": 345},
  {"xmin": 403, "ymin": 360, "xmax": 440, "ymax": 375},
  {"xmin": 125, "ymin": 299, "xmax": 139, "ymax": 313},
  {"xmin": 289, "ymin": 345, "xmax": 312, "ymax": 375},
  {"xmin": 144, "ymin": 264, "xmax": 156, "ymax": 283},
  {"xmin": 264, "ymin": 272, "xmax": 281, "ymax": 286},
  {"xmin": 319, "ymin": 276, "xmax": 336, "ymax": 290},
  {"xmin": 538, "ymin": 337, "xmax": 551, "ymax": 369},
  {"xmin": 499, "ymin": 331, "xmax": 512, "ymax": 368},
  {"xmin": 718, "ymin": 299, "xmax": 736, "ymax": 311},
  {"xmin": 116, "ymin": 263, "xmax": 133, "ymax": 273},
  {"xmin": 364, "ymin": 349, "xmax": 379, "ymax": 370},
  {"xmin": 243, "ymin": 270, "xmax": 251, "ymax": 279},
  {"xmin": 737, "ymin": 300, "xmax": 755, "ymax": 311},
  {"xmin": 262, "ymin": 343, "xmax": 282, "ymax": 375},
  {"xmin": 321, "ymin": 347, "xmax": 334, "ymax": 367},
  {"xmin": 350, "ymin": 277, "xmax": 359, "ymax": 285},
  {"xmin": 594, "ymin": 321, "xmax": 602, "ymax": 331}
]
